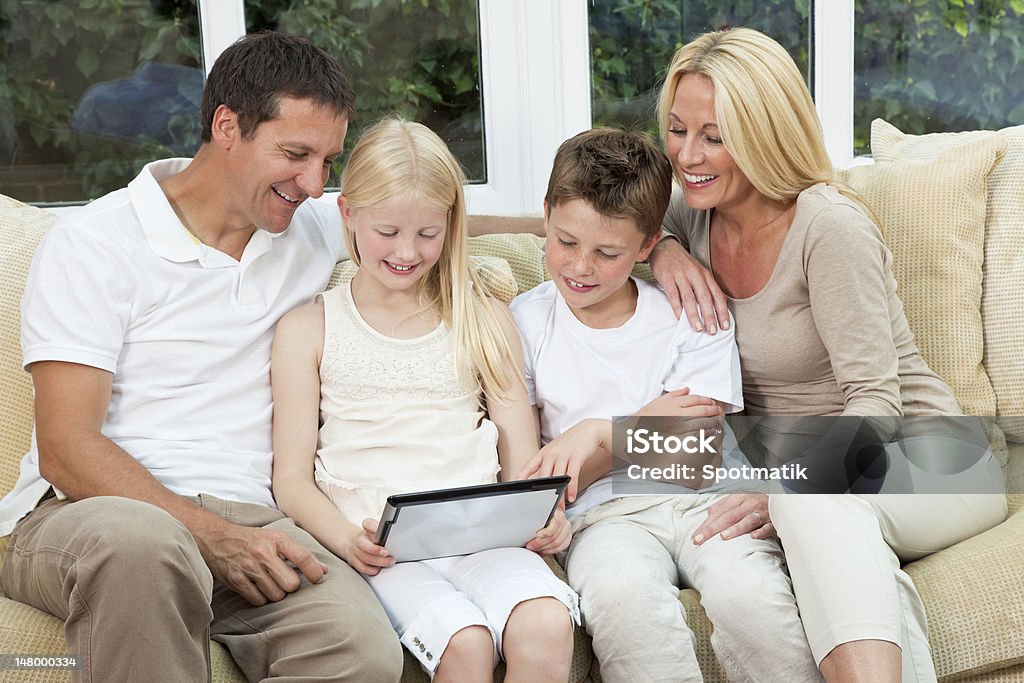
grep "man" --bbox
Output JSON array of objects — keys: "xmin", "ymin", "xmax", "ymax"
[{"xmin": 0, "ymin": 32, "xmax": 402, "ymax": 682}]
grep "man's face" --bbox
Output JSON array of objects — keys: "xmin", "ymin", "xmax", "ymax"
[{"xmin": 224, "ymin": 97, "xmax": 348, "ymax": 233}]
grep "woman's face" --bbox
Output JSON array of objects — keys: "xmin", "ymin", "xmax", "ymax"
[{"xmin": 666, "ymin": 73, "xmax": 758, "ymax": 214}]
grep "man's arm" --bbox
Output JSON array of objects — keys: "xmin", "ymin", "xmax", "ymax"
[{"xmin": 32, "ymin": 360, "xmax": 327, "ymax": 606}]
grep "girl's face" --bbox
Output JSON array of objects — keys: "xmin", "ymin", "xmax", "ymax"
[
  {"xmin": 665, "ymin": 73, "xmax": 758, "ymax": 214},
  {"xmin": 340, "ymin": 193, "xmax": 448, "ymax": 295}
]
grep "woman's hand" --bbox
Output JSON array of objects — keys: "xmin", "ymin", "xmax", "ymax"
[
  {"xmin": 342, "ymin": 518, "xmax": 395, "ymax": 576},
  {"xmin": 515, "ymin": 419, "xmax": 612, "ymax": 504},
  {"xmin": 526, "ymin": 508, "xmax": 571, "ymax": 555},
  {"xmin": 649, "ymin": 237, "xmax": 730, "ymax": 334},
  {"xmin": 692, "ymin": 493, "xmax": 775, "ymax": 544}
]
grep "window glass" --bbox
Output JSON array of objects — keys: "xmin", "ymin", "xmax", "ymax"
[
  {"xmin": 0, "ymin": 0, "xmax": 202, "ymax": 204},
  {"xmin": 590, "ymin": 1, "xmax": 811, "ymax": 137},
  {"xmin": 247, "ymin": 0, "xmax": 485, "ymax": 185},
  {"xmin": 854, "ymin": 3, "xmax": 1024, "ymax": 155}
]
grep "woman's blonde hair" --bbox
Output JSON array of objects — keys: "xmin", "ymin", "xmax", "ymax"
[
  {"xmin": 340, "ymin": 117, "xmax": 517, "ymax": 401},
  {"xmin": 657, "ymin": 27, "xmax": 835, "ymax": 203}
]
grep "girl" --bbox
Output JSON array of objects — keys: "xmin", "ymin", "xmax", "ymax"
[{"xmin": 271, "ymin": 118, "xmax": 578, "ymax": 682}]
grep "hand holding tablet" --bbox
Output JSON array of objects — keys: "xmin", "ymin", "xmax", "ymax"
[{"xmin": 374, "ymin": 476, "xmax": 571, "ymax": 562}]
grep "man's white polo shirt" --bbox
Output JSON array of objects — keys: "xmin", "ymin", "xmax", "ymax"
[{"xmin": 0, "ymin": 159, "xmax": 344, "ymax": 535}]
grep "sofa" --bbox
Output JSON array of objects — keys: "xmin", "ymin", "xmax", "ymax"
[{"xmin": 1, "ymin": 117, "xmax": 1022, "ymax": 682}]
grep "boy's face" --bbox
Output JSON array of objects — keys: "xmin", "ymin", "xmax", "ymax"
[{"xmin": 544, "ymin": 198, "xmax": 658, "ymax": 327}]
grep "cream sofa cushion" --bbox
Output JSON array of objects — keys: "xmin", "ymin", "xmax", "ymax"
[
  {"xmin": 872, "ymin": 120, "xmax": 1024, "ymax": 443},
  {"xmin": 0, "ymin": 196, "xmax": 53, "ymax": 506},
  {"xmin": 469, "ymin": 233, "xmax": 549, "ymax": 293},
  {"xmin": 836, "ymin": 127, "xmax": 1004, "ymax": 421}
]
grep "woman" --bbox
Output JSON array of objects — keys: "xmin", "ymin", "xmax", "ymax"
[{"xmin": 647, "ymin": 27, "xmax": 1006, "ymax": 682}]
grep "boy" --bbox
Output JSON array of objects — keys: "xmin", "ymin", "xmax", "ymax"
[{"xmin": 510, "ymin": 128, "xmax": 819, "ymax": 683}]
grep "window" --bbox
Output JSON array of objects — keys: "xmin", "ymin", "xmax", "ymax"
[
  {"xmin": 244, "ymin": 1, "xmax": 486, "ymax": 184},
  {"xmin": 0, "ymin": 0, "xmax": 202, "ymax": 205},
  {"xmin": 853, "ymin": 2, "xmax": 1024, "ymax": 155},
  {"xmin": 590, "ymin": 1, "xmax": 812, "ymax": 137},
  {"xmin": 4, "ymin": 0, "xmax": 1021, "ymax": 211}
]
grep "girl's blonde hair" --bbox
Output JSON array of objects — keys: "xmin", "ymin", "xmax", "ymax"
[
  {"xmin": 340, "ymin": 117, "xmax": 517, "ymax": 400},
  {"xmin": 657, "ymin": 27, "xmax": 836, "ymax": 203}
]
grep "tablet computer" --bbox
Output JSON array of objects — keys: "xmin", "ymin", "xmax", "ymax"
[{"xmin": 374, "ymin": 475, "xmax": 570, "ymax": 563}]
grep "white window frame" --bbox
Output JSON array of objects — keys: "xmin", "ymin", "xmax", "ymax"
[
  {"xmin": 813, "ymin": 0, "xmax": 857, "ymax": 168},
  {"xmin": 53, "ymin": 0, "xmax": 861, "ymax": 215}
]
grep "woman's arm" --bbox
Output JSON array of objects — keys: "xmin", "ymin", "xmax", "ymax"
[
  {"xmin": 650, "ymin": 188, "xmax": 731, "ymax": 332},
  {"xmin": 649, "ymin": 238, "xmax": 731, "ymax": 333},
  {"xmin": 271, "ymin": 303, "xmax": 394, "ymax": 575},
  {"xmin": 804, "ymin": 205, "xmax": 903, "ymax": 418}
]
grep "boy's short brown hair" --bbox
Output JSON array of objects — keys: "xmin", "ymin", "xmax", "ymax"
[{"xmin": 545, "ymin": 128, "xmax": 673, "ymax": 240}]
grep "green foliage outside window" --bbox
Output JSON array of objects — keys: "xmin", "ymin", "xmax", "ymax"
[
  {"xmin": 589, "ymin": 0, "xmax": 810, "ymax": 135},
  {"xmin": 1, "ymin": 0, "xmax": 1023, "ymax": 203},
  {"xmin": 248, "ymin": 0, "xmax": 484, "ymax": 182},
  {"xmin": 0, "ymin": 0, "xmax": 482, "ymax": 202},
  {"xmin": 0, "ymin": 0, "xmax": 202, "ymax": 202},
  {"xmin": 854, "ymin": 0, "xmax": 1024, "ymax": 153},
  {"xmin": 589, "ymin": 0, "xmax": 1024, "ymax": 155}
]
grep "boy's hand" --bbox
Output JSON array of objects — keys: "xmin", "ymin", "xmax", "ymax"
[
  {"xmin": 516, "ymin": 419, "xmax": 612, "ymax": 504},
  {"xmin": 637, "ymin": 387, "xmax": 723, "ymax": 417},
  {"xmin": 342, "ymin": 518, "xmax": 395, "ymax": 576},
  {"xmin": 526, "ymin": 508, "xmax": 571, "ymax": 555}
]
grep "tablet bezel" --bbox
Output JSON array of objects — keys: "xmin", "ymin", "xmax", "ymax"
[{"xmin": 374, "ymin": 475, "xmax": 570, "ymax": 558}]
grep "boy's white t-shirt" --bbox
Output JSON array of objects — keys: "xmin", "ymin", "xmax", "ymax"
[{"xmin": 510, "ymin": 278, "xmax": 743, "ymax": 517}]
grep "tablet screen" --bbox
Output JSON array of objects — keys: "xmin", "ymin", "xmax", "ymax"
[{"xmin": 375, "ymin": 476, "xmax": 569, "ymax": 562}]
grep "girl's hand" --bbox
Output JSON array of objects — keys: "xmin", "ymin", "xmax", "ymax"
[
  {"xmin": 343, "ymin": 518, "xmax": 395, "ymax": 576},
  {"xmin": 691, "ymin": 493, "xmax": 774, "ymax": 544},
  {"xmin": 515, "ymin": 419, "xmax": 612, "ymax": 504},
  {"xmin": 636, "ymin": 387, "xmax": 723, "ymax": 417},
  {"xmin": 526, "ymin": 508, "xmax": 571, "ymax": 555}
]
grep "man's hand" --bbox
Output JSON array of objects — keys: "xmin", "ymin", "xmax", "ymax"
[
  {"xmin": 526, "ymin": 508, "xmax": 571, "ymax": 555},
  {"xmin": 195, "ymin": 519, "xmax": 330, "ymax": 606},
  {"xmin": 692, "ymin": 493, "xmax": 774, "ymax": 545},
  {"xmin": 649, "ymin": 237, "xmax": 730, "ymax": 333},
  {"xmin": 516, "ymin": 419, "xmax": 612, "ymax": 504}
]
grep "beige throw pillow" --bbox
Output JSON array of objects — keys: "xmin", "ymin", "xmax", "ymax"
[
  {"xmin": 836, "ymin": 125, "xmax": 1005, "ymax": 429},
  {"xmin": 872, "ymin": 119, "xmax": 1024, "ymax": 442}
]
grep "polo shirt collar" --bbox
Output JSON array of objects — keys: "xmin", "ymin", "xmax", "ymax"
[
  {"xmin": 128, "ymin": 158, "xmax": 201, "ymax": 263},
  {"xmin": 127, "ymin": 159, "xmax": 284, "ymax": 267}
]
